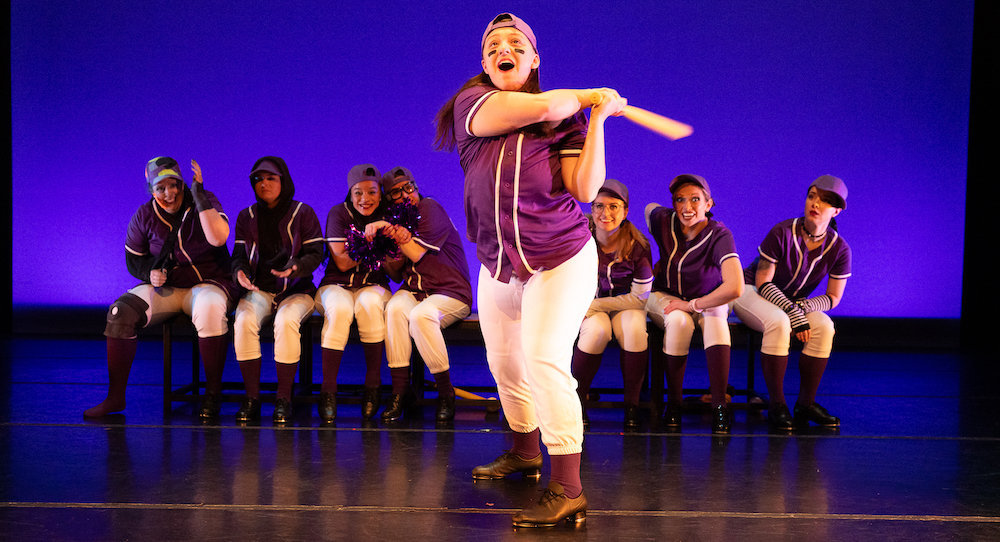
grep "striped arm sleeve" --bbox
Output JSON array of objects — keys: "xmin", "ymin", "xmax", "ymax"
[
  {"xmin": 759, "ymin": 282, "xmax": 810, "ymax": 333},
  {"xmin": 796, "ymin": 295, "xmax": 833, "ymax": 314}
]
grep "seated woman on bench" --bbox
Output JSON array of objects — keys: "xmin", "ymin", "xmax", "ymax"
[
  {"xmin": 85, "ymin": 157, "xmax": 237, "ymax": 419},
  {"xmin": 366, "ymin": 166, "xmax": 473, "ymax": 423},
  {"xmin": 732, "ymin": 175, "xmax": 851, "ymax": 431},
  {"xmin": 646, "ymin": 174, "xmax": 743, "ymax": 434},
  {"xmin": 313, "ymin": 164, "xmax": 393, "ymax": 422},
  {"xmin": 571, "ymin": 179, "xmax": 653, "ymax": 428},
  {"xmin": 231, "ymin": 157, "xmax": 324, "ymax": 424}
]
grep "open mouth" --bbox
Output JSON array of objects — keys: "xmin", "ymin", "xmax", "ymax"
[{"xmin": 498, "ymin": 60, "xmax": 515, "ymax": 72}]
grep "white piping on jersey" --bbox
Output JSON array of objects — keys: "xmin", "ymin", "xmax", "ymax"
[
  {"xmin": 466, "ymin": 90, "xmax": 500, "ymax": 137},
  {"xmin": 413, "ymin": 237, "xmax": 440, "ymax": 252},
  {"xmin": 666, "ymin": 213, "xmax": 680, "ymax": 291},
  {"xmin": 784, "ymin": 217, "xmax": 842, "ymax": 298},
  {"xmin": 175, "ymin": 208, "xmax": 205, "ymax": 282},
  {"xmin": 275, "ymin": 202, "xmax": 305, "ymax": 294},
  {"xmin": 286, "ymin": 202, "xmax": 302, "ymax": 246},
  {"xmin": 491, "ymin": 142, "xmax": 506, "ymax": 280},
  {"xmin": 786, "ymin": 218, "xmax": 804, "ymax": 287},
  {"xmin": 511, "ymin": 134, "xmax": 536, "ymax": 276},
  {"xmin": 407, "ymin": 261, "xmax": 424, "ymax": 292},
  {"xmin": 152, "ymin": 201, "xmax": 173, "ymax": 230},
  {"xmin": 668, "ymin": 212, "xmax": 714, "ymax": 298},
  {"xmin": 407, "ymin": 230, "xmax": 440, "ymax": 293}
]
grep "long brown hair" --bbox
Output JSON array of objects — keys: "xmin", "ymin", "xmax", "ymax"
[
  {"xmin": 433, "ymin": 68, "xmax": 550, "ymax": 152},
  {"xmin": 587, "ymin": 215, "xmax": 650, "ymax": 263}
]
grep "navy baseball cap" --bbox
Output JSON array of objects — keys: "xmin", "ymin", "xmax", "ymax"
[
  {"xmin": 482, "ymin": 13, "xmax": 537, "ymax": 54},
  {"xmin": 145, "ymin": 156, "xmax": 185, "ymax": 188},
  {"xmin": 347, "ymin": 163, "xmax": 382, "ymax": 190},
  {"xmin": 381, "ymin": 166, "xmax": 415, "ymax": 192},
  {"xmin": 598, "ymin": 178, "xmax": 629, "ymax": 205},
  {"xmin": 809, "ymin": 175, "xmax": 848, "ymax": 209},
  {"xmin": 669, "ymin": 174, "xmax": 712, "ymax": 200}
]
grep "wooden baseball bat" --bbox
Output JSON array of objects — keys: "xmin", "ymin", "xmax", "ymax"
[
  {"xmin": 591, "ymin": 92, "xmax": 693, "ymax": 141},
  {"xmin": 455, "ymin": 387, "xmax": 501, "ymax": 413},
  {"xmin": 428, "ymin": 381, "xmax": 502, "ymax": 412}
]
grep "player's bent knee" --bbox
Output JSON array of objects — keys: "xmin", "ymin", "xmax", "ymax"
[{"xmin": 105, "ymin": 293, "xmax": 149, "ymax": 339}]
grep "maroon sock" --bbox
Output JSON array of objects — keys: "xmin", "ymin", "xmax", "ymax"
[
  {"xmin": 390, "ymin": 367, "xmax": 410, "ymax": 395},
  {"xmin": 620, "ymin": 349, "xmax": 648, "ymax": 404},
  {"xmin": 362, "ymin": 341, "xmax": 384, "ymax": 388},
  {"xmin": 549, "ymin": 453, "xmax": 583, "ymax": 499},
  {"xmin": 198, "ymin": 335, "xmax": 228, "ymax": 395},
  {"xmin": 571, "ymin": 347, "xmax": 602, "ymax": 400},
  {"xmin": 276, "ymin": 362, "xmax": 298, "ymax": 400},
  {"xmin": 239, "ymin": 358, "xmax": 262, "ymax": 398},
  {"xmin": 796, "ymin": 354, "xmax": 829, "ymax": 406},
  {"xmin": 664, "ymin": 354, "xmax": 688, "ymax": 404},
  {"xmin": 432, "ymin": 369, "xmax": 454, "ymax": 398},
  {"xmin": 321, "ymin": 348, "xmax": 343, "ymax": 394},
  {"xmin": 84, "ymin": 337, "xmax": 137, "ymax": 417},
  {"xmin": 510, "ymin": 428, "xmax": 541, "ymax": 460},
  {"xmin": 705, "ymin": 345, "xmax": 731, "ymax": 408},
  {"xmin": 761, "ymin": 354, "xmax": 788, "ymax": 405}
]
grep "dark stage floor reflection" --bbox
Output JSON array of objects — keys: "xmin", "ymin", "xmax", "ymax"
[{"xmin": 2, "ymin": 337, "xmax": 999, "ymax": 541}]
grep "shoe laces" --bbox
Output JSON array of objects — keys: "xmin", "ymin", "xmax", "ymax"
[{"xmin": 538, "ymin": 488, "xmax": 561, "ymax": 505}]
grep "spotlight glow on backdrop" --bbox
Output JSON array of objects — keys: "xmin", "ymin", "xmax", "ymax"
[{"xmin": 12, "ymin": 1, "xmax": 972, "ymax": 318}]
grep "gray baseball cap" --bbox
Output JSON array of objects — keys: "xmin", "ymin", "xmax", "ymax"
[
  {"xmin": 347, "ymin": 164, "xmax": 382, "ymax": 190},
  {"xmin": 381, "ymin": 166, "xmax": 415, "ymax": 192},
  {"xmin": 598, "ymin": 178, "xmax": 629, "ymax": 205},
  {"xmin": 482, "ymin": 13, "xmax": 537, "ymax": 54},
  {"xmin": 669, "ymin": 174, "xmax": 711, "ymax": 200}
]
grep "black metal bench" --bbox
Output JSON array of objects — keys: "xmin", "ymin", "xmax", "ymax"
[{"xmin": 162, "ymin": 313, "xmax": 761, "ymax": 417}]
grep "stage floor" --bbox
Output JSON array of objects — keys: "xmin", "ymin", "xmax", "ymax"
[{"xmin": 2, "ymin": 336, "xmax": 999, "ymax": 541}]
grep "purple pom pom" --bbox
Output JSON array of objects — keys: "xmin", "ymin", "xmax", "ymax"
[
  {"xmin": 345, "ymin": 225, "xmax": 383, "ymax": 271},
  {"xmin": 344, "ymin": 223, "xmax": 407, "ymax": 271},
  {"xmin": 386, "ymin": 201, "xmax": 420, "ymax": 233}
]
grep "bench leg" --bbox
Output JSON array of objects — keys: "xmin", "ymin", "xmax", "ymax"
[
  {"xmin": 163, "ymin": 323, "xmax": 173, "ymax": 415},
  {"xmin": 192, "ymin": 332, "xmax": 200, "ymax": 395}
]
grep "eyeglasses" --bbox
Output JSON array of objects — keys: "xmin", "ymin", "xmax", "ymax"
[
  {"xmin": 388, "ymin": 181, "xmax": 417, "ymax": 200},
  {"xmin": 591, "ymin": 202, "xmax": 622, "ymax": 214}
]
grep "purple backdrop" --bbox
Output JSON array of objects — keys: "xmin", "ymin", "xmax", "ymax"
[{"xmin": 12, "ymin": 1, "xmax": 972, "ymax": 318}]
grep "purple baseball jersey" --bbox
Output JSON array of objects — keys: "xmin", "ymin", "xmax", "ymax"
[
  {"xmin": 398, "ymin": 197, "xmax": 473, "ymax": 307},
  {"xmin": 648, "ymin": 206, "xmax": 740, "ymax": 300},
  {"xmin": 743, "ymin": 217, "xmax": 852, "ymax": 299},
  {"xmin": 596, "ymin": 239, "xmax": 654, "ymax": 298},
  {"xmin": 454, "ymin": 85, "xmax": 593, "ymax": 283},
  {"xmin": 318, "ymin": 202, "xmax": 390, "ymax": 289},
  {"xmin": 125, "ymin": 189, "xmax": 239, "ymax": 299},
  {"xmin": 233, "ymin": 200, "xmax": 325, "ymax": 302}
]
